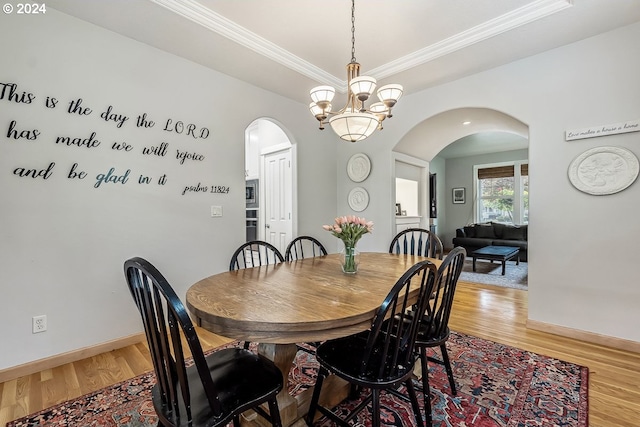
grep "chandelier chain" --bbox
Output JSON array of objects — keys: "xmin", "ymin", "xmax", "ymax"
[{"xmin": 351, "ymin": 0, "xmax": 356, "ymax": 63}]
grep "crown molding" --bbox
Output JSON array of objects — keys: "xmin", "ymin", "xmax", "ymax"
[
  {"xmin": 150, "ymin": 0, "xmax": 344, "ymax": 89},
  {"xmin": 150, "ymin": 0, "xmax": 572, "ymax": 90}
]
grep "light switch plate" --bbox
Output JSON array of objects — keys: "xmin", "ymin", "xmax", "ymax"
[{"xmin": 211, "ymin": 206, "xmax": 223, "ymax": 217}]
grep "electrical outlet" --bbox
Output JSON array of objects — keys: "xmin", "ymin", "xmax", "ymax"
[{"xmin": 32, "ymin": 315, "xmax": 47, "ymax": 333}]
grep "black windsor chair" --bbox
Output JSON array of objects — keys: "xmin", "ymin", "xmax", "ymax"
[
  {"xmin": 305, "ymin": 260, "xmax": 439, "ymax": 427},
  {"xmin": 283, "ymin": 235, "xmax": 329, "ymax": 354},
  {"xmin": 284, "ymin": 235, "xmax": 327, "ymax": 261},
  {"xmin": 389, "ymin": 228, "xmax": 444, "ymax": 260},
  {"xmin": 229, "ymin": 240, "xmax": 285, "ymax": 349},
  {"xmin": 413, "ymin": 246, "xmax": 466, "ymax": 426},
  {"xmin": 229, "ymin": 240, "xmax": 284, "ymax": 271},
  {"xmin": 124, "ymin": 257, "xmax": 283, "ymax": 427}
]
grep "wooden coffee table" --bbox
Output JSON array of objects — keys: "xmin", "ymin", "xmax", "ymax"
[{"xmin": 471, "ymin": 245, "xmax": 520, "ymax": 275}]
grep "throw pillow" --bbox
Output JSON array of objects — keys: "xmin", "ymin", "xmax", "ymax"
[
  {"xmin": 474, "ymin": 225, "xmax": 496, "ymax": 239},
  {"xmin": 463, "ymin": 226, "xmax": 476, "ymax": 238},
  {"xmin": 491, "ymin": 222, "xmax": 506, "ymax": 239},
  {"xmin": 503, "ymin": 226, "xmax": 526, "ymax": 241}
]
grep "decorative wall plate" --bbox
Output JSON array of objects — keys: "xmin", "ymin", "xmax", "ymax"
[
  {"xmin": 348, "ymin": 187, "xmax": 369, "ymax": 212},
  {"xmin": 568, "ymin": 146, "xmax": 639, "ymax": 195},
  {"xmin": 347, "ymin": 153, "xmax": 371, "ymax": 183}
]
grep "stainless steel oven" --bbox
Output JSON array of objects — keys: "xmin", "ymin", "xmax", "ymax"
[
  {"xmin": 246, "ymin": 209, "xmax": 258, "ymax": 242},
  {"xmin": 246, "ymin": 179, "xmax": 259, "ymax": 241},
  {"xmin": 246, "ymin": 179, "xmax": 258, "ymax": 209}
]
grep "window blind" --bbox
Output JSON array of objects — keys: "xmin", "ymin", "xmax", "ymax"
[{"xmin": 477, "ymin": 164, "xmax": 528, "ymax": 179}]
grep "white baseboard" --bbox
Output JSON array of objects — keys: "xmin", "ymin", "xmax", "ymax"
[
  {"xmin": 0, "ymin": 333, "xmax": 145, "ymax": 383},
  {"xmin": 526, "ymin": 319, "xmax": 640, "ymax": 353}
]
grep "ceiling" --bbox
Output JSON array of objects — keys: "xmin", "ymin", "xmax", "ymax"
[
  {"xmin": 48, "ymin": 0, "xmax": 640, "ymax": 155},
  {"xmin": 436, "ymin": 132, "xmax": 528, "ymax": 159}
]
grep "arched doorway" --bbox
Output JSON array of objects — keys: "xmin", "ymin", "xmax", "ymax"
[
  {"xmin": 244, "ymin": 118, "xmax": 296, "ymax": 255},
  {"xmin": 394, "ymin": 107, "xmax": 529, "ymax": 289}
]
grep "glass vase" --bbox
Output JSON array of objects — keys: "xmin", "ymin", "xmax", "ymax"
[{"xmin": 340, "ymin": 242, "xmax": 360, "ymax": 274}]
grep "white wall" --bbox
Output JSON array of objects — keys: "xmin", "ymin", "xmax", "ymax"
[
  {"xmin": 0, "ymin": 10, "xmax": 337, "ymax": 370},
  {"xmin": 335, "ymin": 22, "xmax": 640, "ymax": 343}
]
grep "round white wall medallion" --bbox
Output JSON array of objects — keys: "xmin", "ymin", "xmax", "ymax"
[
  {"xmin": 568, "ymin": 146, "xmax": 639, "ymax": 195},
  {"xmin": 347, "ymin": 153, "xmax": 371, "ymax": 183},
  {"xmin": 348, "ymin": 187, "xmax": 369, "ymax": 212}
]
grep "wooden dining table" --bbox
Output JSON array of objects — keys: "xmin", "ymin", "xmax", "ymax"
[{"xmin": 186, "ymin": 252, "xmax": 440, "ymax": 427}]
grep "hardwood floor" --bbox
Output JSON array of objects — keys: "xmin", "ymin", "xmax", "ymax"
[{"xmin": 1, "ymin": 281, "xmax": 639, "ymax": 426}]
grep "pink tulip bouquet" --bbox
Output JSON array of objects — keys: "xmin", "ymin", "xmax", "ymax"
[
  {"xmin": 323, "ymin": 216, "xmax": 373, "ymax": 273},
  {"xmin": 322, "ymin": 216, "xmax": 374, "ymax": 247}
]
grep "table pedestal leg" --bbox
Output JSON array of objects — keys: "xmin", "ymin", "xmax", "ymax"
[
  {"xmin": 240, "ymin": 343, "xmax": 298, "ymax": 427},
  {"xmin": 260, "ymin": 343, "xmax": 299, "ymax": 426},
  {"xmin": 241, "ymin": 343, "xmax": 350, "ymax": 427}
]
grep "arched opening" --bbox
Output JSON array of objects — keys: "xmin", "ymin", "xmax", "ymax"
[
  {"xmin": 244, "ymin": 118, "xmax": 297, "ymax": 255},
  {"xmin": 394, "ymin": 107, "xmax": 529, "ymax": 289}
]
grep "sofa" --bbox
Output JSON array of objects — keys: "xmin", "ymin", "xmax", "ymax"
[{"xmin": 452, "ymin": 222, "xmax": 528, "ymax": 261}]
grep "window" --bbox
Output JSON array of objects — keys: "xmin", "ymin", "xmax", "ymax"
[{"xmin": 474, "ymin": 162, "xmax": 528, "ymax": 224}]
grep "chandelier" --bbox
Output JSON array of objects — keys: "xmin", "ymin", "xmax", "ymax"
[{"xmin": 309, "ymin": 0, "xmax": 403, "ymax": 143}]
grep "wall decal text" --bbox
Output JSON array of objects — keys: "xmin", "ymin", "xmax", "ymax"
[{"xmin": 1, "ymin": 80, "xmax": 227, "ymax": 195}]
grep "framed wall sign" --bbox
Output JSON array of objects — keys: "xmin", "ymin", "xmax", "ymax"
[{"xmin": 452, "ymin": 187, "xmax": 465, "ymax": 204}]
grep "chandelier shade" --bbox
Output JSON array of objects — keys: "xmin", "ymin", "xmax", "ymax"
[
  {"xmin": 309, "ymin": 102, "xmax": 332, "ymax": 115},
  {"xmin": 369, "ymin": 102, "xmax": 389, "ymax": 127},
  {"xmin": 310, "ymin": 85, "xmax": 335, "ymax": 108},
  {"xmin": 329, "ymin": 112, "xmax": 379, "ymax": 143},
  {"xmin": 369, "ymin": 102, "xmax": 388, "ymax": 115},
  {"xmin": 377, "ymin": 84, "xmax": 403, "ymax": 113},
  {"xmin": 308, "ymin": 0, "xmax": 402, "ymax": 142},
  {"xmin": 349, "ymin": 75, "xmax": 377, "ymax": 102}
]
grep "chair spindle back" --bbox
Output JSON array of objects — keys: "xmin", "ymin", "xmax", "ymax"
[
  {"xmin": 361, "ymin": 260, "xmax": 438, "ymax": 379},
  {"xmin": 124, "ymin": 257, "xmax": 220, "ymax": 421},
  {"xmin": 389, "ymin": 228, "xmax": 444, "ymax": 259}
]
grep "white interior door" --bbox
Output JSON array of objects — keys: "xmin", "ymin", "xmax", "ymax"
[{"xmin": 263, "ymin": 148, "xmax": 292, "ymax": 254}]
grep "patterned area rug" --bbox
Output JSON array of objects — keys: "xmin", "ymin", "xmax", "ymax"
[
  {"xmin": 459, "ymin": 259, "xmax": 528, "ymax": 290},
  {"xmin": 7, "ymin": 331, "xmax": 587, "ymax": 427}
]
